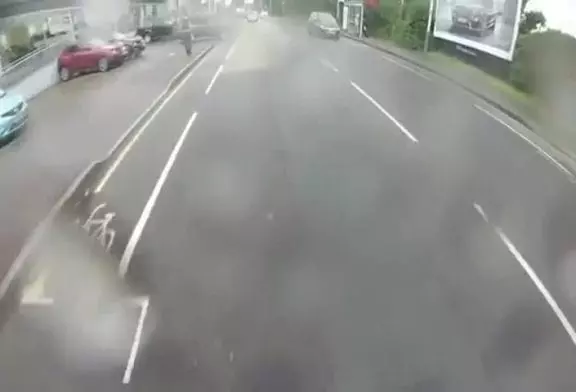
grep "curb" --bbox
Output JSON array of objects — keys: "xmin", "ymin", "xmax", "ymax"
[
  {"xmin": 343, "ymin": 33, "xmax": 576, "ymax": 175},
  {"xmin": 104, "ymin": 44, "xmax": 214, "ymax": 161}
]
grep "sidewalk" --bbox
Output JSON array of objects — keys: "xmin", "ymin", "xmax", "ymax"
[
  {"xmin": 343, "ymin": 33, "xmax": 576, "ymax": 174},
  {"xmin": 8, "ymin": 61, "xmax": 59, "ymax": 100}
]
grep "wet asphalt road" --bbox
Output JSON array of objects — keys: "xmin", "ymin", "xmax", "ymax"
[
  {"xmin": 3, "ymin": 17, "xmax": 576, "ymax": 392},
  {"xmin": 0, "ymin": 41, "xmax": 209, "ymax": 278}
]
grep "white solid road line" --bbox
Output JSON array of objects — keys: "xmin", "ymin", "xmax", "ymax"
[
  {"xmin": 350, "ymin": 81, "xmax": 419, "ymax": 143},
  {"xmin": 205, "ymin": 64, "xmax": 224, "ymax": 95},
  {"xmin": 474, "ymin": 104, "xmax": 574, "ymax": 180},
  {"xmin": 381, "ymin": 54, "xmax": 431, "ymax": 81},
  {"xmin": 118, "ymin": 112, "xmax": 198, "ymax": 277},
  {"xmin": 225, "ymin": 41, "xmax": 237, "ymax": 61},
  {"xmin": 95, "ymin": 51, "xmax": 210, "ymax": 193},
  {"xmin": 474, "ymin": 203, "xmax": 576, "ymax": 347},
  {"xmin": 498, "ymin": 229, "xmax": 576, "ymax": 345},
  {"xmin": 320, "ymin": 58, "xmax": 339, "ymax": 73},
  {"xmin": 473, "ymin": 203, "xmax": 488, "ymax": 223},
  {"xmin": 123, "ymin": 296, "xmax": 150, "ymax": 384}
]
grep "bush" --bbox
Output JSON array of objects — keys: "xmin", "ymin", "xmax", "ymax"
[
  {"xmin": 389, "ymin": 0, "xmax": 429, "ymax": 49},
  {"xmin": 510, "ymin": 30, "xmax": 576, "ymax": 95},
  {"xmin": 368, "ymin": 0, "xmax": 429, "ymax": 49}
]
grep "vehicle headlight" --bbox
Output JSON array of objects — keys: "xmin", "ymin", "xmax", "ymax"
[{"xmin": 1, "ymin": 102, "xmax": 24, "ymax": 118}]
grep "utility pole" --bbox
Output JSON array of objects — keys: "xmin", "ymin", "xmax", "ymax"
[
  {"xmin": 423, "ymin": 0, "xmax": 435, "ymax": 52},
  {"xmin": 359, "ymin": 3, "xmax": 364, "ymax": 39}
]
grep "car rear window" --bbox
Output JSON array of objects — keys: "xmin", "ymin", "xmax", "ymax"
[{"xmin": 318, "ymin": 13, "xmax": 338, "ymax": 27}]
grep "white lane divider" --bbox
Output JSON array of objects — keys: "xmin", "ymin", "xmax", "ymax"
[
  {"xmin": 225, "ymin": 41, "xmax": 237, "ymax": 61},
  {"xmin": 320, "ymin": 58, "xmax": 339, "ymax": 73},
  {"xmin": 381, "ymin": 54, "xmax": 431, "ymax": 81},
  {"xmin": 350, "ymin": 81, "xmax": 419, "ymax": 143},
  {"xmin": 473, "ymin": 202, "xmax": 576, "ymax": 347},
  {"xmin": 123, "ymin": 296, "xmax": 150, "ymax": 384},
  {"xmin": 474, "ymin": 104, "xmax": 574, "ymax": 181},
  {"xmin": 205, "ymin": 64, "xmax": 224, "ymax": 95},
  {"xmin": 118, "ymin": 112, "xmax": 198, "ymax": 277},
  {"xmin": 95, "ymin": 51, "xmax": 211, "ymax": 193}
]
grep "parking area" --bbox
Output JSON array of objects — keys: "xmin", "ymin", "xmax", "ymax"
[{"xmin": 0, "ymin": 40, "xmax": 210, "ymax": 279}]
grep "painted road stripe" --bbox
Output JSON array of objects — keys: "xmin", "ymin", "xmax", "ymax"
[
  {"xmin": 123, "ymin": 296, "xmax": 150, "ymax": 384},
  {"xmin": 475, "ymin": 104, "xmax": 574, "ymax": 181},
  {"xmin": 95, "ymin": 49, "xmax": 211, "ymax": 193},
  {"xmin": 381, "ymin": 54, "xmax": 431, "ymax": 81},
  {"xmin": 205, "ymin": 64, "xmax": 224, "ymax": 95},
  {"xmin": 118, "ymin": 112, "xmax": 198, "ymax": 277},
  {"xmin": 474, "ymin": 203, "xmax": 576, "ymax": 347},
  {"xmin": 320, "ymin": 58, "xmax": 339, "ymax": 73},
  {"xmin": 21, "ymin": 270, "xmax": 54, "ymax": 306},
  {"xmin": 350, "ymin": 81, "xmax": 419, "ymax": 143},
  {"xmin": 225, "ymin": 41, "xmax": 237, "ymax": 61}
]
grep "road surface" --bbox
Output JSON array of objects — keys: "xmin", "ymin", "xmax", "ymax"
[
  {"xmin": 3, "ymin": 17, "xmax": 576, "ymax": 392},
  {"xmin": 0, "ymin": 41, "xmax": 209, "ymax": 278}
]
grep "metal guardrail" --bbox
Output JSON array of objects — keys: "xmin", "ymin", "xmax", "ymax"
[{"xmin": 0, "ymin": 38, "xmax": 70, "ymax": 90}]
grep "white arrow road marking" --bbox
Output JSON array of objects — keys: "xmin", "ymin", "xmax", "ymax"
[{"xmin": 21, "ymin": 270, "xmax": 54, "ymax": 306}]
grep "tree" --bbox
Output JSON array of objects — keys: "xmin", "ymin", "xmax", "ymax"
[
  {"xmin": 519, "ymin": 10, "xmax": 546, "ymax": 34},
  {"xmin": 510, "ymin": 29, "xmax": 576, "ymax": 94}
]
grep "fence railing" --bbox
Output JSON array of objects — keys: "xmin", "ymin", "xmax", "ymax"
[{"xmin": 0, "ymin": 37, "xmax": 71, "ymax": 90}]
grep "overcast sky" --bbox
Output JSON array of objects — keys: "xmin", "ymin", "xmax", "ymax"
[{"xmin": 527, "ymin": 0, "xmax": 576, "ymax": 37}]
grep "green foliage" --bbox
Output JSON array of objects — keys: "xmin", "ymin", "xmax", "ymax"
[
  {"xmin": 375, "ymin": 0, "xmax": 428, "ymax": 49},
  {"xmin": 510, "ymin": 30, "xmax": 576, "ymax": 94},
  {"xmin": 519, "ymin": 10, "xmax": 546, "ymax": 35}
]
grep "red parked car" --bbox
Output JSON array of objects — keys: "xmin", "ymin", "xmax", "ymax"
[{"xmin": 57, "ymin": 39, "xmax": 127, "ymax": 82}]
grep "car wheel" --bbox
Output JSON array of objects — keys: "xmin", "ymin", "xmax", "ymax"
[
  {"xmin": 98, "ymin": 58, "xmax": 109, "ymax": 72},
  {"xmin": 59, "ymin": 67, "xmax": 71, "ymax": 82}
]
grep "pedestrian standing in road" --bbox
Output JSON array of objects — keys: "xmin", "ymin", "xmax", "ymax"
[{"xmin": 179, "ymin": 16, "xmax": 194, "ymax": 56}]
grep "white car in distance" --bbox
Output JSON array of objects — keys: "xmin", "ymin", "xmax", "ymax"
[{"xmin": 246, "ymin": 10, "xmax": 260, "ymax": 23}]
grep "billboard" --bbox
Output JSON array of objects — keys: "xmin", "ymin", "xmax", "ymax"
[{"xmin": 433, "ymin": 0, "xmax": 522, "ymax": 61}]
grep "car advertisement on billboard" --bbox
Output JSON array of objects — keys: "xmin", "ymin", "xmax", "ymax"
[{"xmin": 433, "ymin": 0, "xmax": 522, "ymax": 61}]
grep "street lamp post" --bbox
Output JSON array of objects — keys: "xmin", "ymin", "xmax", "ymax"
[
  {"xmin": 423, "ymin": 0, "xmax": 435, "ymax": 52},
  {"xmin": 359, "ymin": 1, "xmax": 364, "ymax": 39}
]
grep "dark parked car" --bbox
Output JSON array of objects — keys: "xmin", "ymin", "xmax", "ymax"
[
  {"xmin": 57, "ymin": 40, "xmax": 126, "ymax": 81},
  {"xmin": 136, "ymin": 24, "xmax": 175, "ymax": 43},
  {"xmin": 307, "ymin": 12, "xmax": 340, "ymax": 40},
  {"xmin": 451, "ymin": 0, "xmax": 498, "ymax": 36}
]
